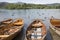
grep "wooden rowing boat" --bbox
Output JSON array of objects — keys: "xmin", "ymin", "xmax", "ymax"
[
  {"xmin": 50, "ymin": 19, "xmax": 60, "ymax": 28},
  {"xmin": 49, "ymin": 27, "xmax": 60, "ymax": 40},
  {"xmin": 26, "ymin": 19, "xmax": 46, "ymax": 40},
  {"xmin": 13, "ymin": 19, "xmax": 24, "ymax": 26},
  {"xmin": 1, "ymin": 19, "xmax": 12, "ymax": 24},
  {"xmin": 50, "ymin": 18, "xmax": 60, "ymax": 36},
  {"xmin": 0, "ymin": 18, "xmax": 24, "ymax": 40}
]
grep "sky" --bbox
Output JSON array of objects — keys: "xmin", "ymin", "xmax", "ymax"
[{"xmin": 0, "ymin": 0, "xmax": 60, "ymax": 4}]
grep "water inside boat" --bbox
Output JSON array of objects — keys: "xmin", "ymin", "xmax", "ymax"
[{"xmin": 31, "ymin": 27, "xmax": 42, "ymax": 40}]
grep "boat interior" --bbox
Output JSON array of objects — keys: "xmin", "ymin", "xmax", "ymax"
[
  {"xmin": 50, "ymin": 19, "xmax": 60, "ymax": 31},
  {"xmin": 0, "ymin": 19, "xmax": 23, "ymax": 40},
  {"xmin": 1, "ymin": 19, "xmax": 12, "ymax": 24},
  {"xmin": 13, "ymin": 19, "xmax": 23, "ymax": 26},
  {"xmin": 26, "ymin": 20, "xmax": 46, "ymax": 40}
]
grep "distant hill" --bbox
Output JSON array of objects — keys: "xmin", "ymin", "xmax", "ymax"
[
  {"xmin": 0, "ymin": 2, "xmax": 8, "ymax": 7},
  {"xmin": 0, "ymin": 2, "xmax": 60, "ymax": 6},
  {"xmin": 0, "ymin": 2, "xmax": 60, "ymax": 9},
  {"xmin": 45, "ymin": 3, "xmax": 60, "ymax": 6},
  {"xmin": 16, "ymin": 2, "xmax": 25, "ymax": 4}
]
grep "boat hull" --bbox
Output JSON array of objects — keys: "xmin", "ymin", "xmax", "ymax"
[
  {"xmin": 2, "ymin": 26, "xmax": 23, "ymax": 40},
  {"xmin": 50, "ymin": 19, "xmax": 60, "ymax": 27},
  {"xmin": 26, "ymin": 19, "xmax": 46, "ymax": 40},
  {"xmin": 49, "ymin": 25, "xmax": 60, "ymax": 40},
  {"xmin": 50, "ymin": 25, "xmax": 60, "ymax": 36},
  {"xmin": 0, "ymin": 19, "xmax": 24, "ymax": 40}
]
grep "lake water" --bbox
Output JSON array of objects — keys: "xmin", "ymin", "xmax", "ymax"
[{"xmin": 0, "ymin": 9, "xmax": 60, "ymax": 40}]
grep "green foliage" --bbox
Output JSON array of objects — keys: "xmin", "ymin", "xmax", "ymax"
[{"xmin": 0, "ymin": 3, "xmax": 60, "ymax": 9}]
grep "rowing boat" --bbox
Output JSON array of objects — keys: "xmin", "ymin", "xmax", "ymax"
[
  {"xmin": 50, "ymin": 18, "xmax": 60, "ymax": 36},
  {"xmin": 26, "ymin": 19, "xmax": 46, "ymax": 40},
  {"xmin": 0, "ymin": 18, "xmax": 24, "ymax": 40},
  {"xmin": 50, "ymin": 19, "xmax": 60, "ymax": 28}
]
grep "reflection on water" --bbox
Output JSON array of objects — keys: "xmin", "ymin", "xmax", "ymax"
[{"xmin": 0, "ymin": 9, "xmax": 60, "ymax": 40}]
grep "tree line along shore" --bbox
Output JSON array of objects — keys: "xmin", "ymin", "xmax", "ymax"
[{"xmin": 0, "ymin": 2, "xmax": 60, "ymax": 9}]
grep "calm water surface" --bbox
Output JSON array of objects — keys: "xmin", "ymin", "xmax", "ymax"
[{"xmin": 0, "ymin": 9, "xmax": 60, "ymax": 40}]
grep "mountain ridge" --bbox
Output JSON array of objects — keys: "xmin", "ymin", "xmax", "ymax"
[{"xmin": 0, "ymin": 2, "xmax": 60, "ymax": 9}]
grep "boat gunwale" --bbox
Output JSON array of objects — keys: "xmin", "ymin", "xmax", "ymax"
[{"xmin": 50, "ymin": 24, "xmax": 60, "ymax": 36}]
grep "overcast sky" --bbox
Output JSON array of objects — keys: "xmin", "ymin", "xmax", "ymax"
[{"xmin": 0, "ymin": 0, "xmax": 60, "ymax": 4}]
